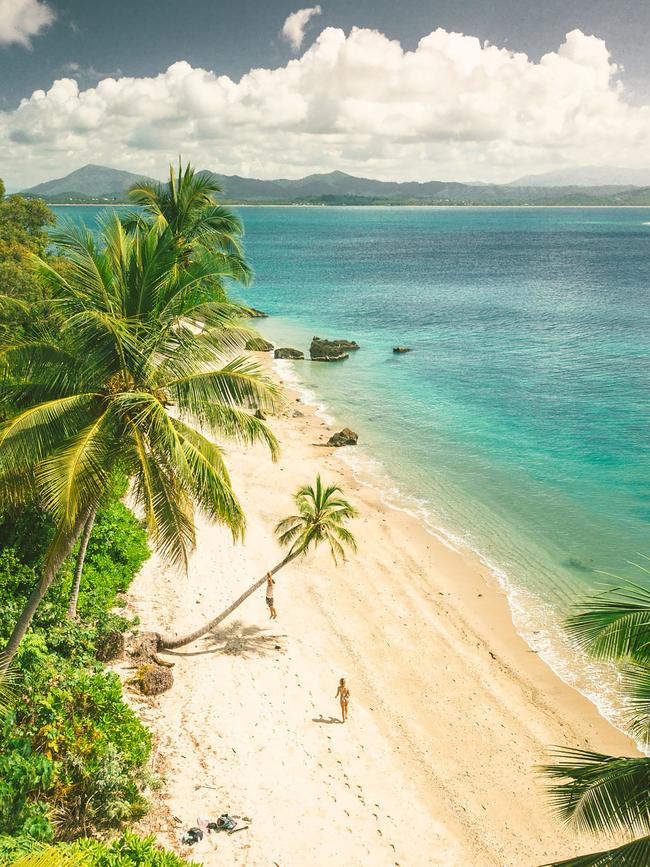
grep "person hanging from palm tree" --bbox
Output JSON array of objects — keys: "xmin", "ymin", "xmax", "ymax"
[{"xmin": 265, "ymin": 572, "xmax": 277, "ymax": 619}]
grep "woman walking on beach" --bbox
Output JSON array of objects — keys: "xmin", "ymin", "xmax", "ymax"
[
  {"xmin": 335, "ymin": 677, "xmax": 350, "ymax": 722},
  {"xmin": 265, "ymin": 572, "xmax": 277, "ymax": 619}
]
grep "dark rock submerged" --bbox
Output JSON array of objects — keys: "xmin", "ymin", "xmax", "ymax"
[
  {"xmin": 310, "ymin": 336, "xmax": 359, "ymax": 361},
  {"xmin": 327, "ymin": 428, "xmax": 358, "ymax": 447},
  {"xmin": 393, "ymin": 346, "xmax": 411, "ymax": 353},
  {"xmin": 274, "ymin": 347, "xmax": 305, "ymax": 359}
]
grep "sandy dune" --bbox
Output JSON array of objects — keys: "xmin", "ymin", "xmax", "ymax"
[{"xmin": 117, "ymin": 361, "xmax": 636, "ymax": 866}]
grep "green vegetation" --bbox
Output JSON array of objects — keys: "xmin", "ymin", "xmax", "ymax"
[
  {"xmin": 541, "ymin": 572, "xmax": 650, "ymax": 865},
  {"xmin": 0, "ymin": 482, "xmax": 151, "ymax": 843},
  {"xmin": 0, "ymin": 831, "xmax": 200, "ymax": 866},
  {"xmin": 158, "ymin": 475, "xmax": 358, "ymax": 650},
  {"xmin": 0, "ymin": 182, "xmax": 55, "ymax": 334}
]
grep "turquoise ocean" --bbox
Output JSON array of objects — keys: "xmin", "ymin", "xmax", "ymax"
[{"xmin": 54, "ymin": 205, "xmax": 650, "ymax": 727}]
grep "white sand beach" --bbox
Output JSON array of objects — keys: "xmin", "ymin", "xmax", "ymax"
[{"xmin": 117, "ymin": 356, "xmax": 637, "ymax": 867}]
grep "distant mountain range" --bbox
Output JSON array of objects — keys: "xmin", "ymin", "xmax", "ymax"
[
  {"xmin": 509, "ymin": 165, "xmax": 650, "ymax": 187},
  {"xmin": 19, "ymin": 163, "xmax": 650, "ymax": 206}
]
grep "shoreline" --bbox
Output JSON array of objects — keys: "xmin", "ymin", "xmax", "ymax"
[
  {"xmin": 49, "ymin": 202, "xmax": 650, "ymax": 209},
  {"xmin": 117, "ymin": 352, "xmax": 638, "ymax": 866}
]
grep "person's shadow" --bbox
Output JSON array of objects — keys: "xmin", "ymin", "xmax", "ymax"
[{"xmin": 312, "ymin": 714, "xmax": 342, "ymax": 725}]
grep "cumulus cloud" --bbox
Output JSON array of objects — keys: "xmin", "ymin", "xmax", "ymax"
[
  {"xmin": 0, "ymin": 0, "xmax": 55, "ymax": 47},
  {"xmin": 281, "ymin": 5, "xmax": 321, "ymax": 51},
  {"xmin": 2, "ymin": 25, "xmax": 650, "ymax": 188}
]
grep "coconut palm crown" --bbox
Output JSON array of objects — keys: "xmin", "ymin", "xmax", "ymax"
[
  {"xmin": 275, "ymin": 474, "xmax": 358, "ymax": 563},
  {"xmin": 126, "ymin": 161, "xmax": 251, "ymax": 287},
  {"xmin": 0, "ymin": 215, "xmax": 280, "ymax": 664}
]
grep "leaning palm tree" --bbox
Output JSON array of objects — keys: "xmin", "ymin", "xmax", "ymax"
[
  {"xmin": 0, "ymin": 216, "xmax": 280, "ymax": 667},
  {"xmin": 540, "ymin": 569, "xmax": 650, "ymax": 866},
  {"xmin": 126, "ymin": 160, "xmax": 251, "ymax": 286},
  {"xmin": 156, "ymin": 475, "xmax": 357, "ymax": 650}
]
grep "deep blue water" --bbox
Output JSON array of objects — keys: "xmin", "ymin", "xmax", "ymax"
[{"xmin": 53, "ymin": 205, "xmax": 650, "ymax": 710}]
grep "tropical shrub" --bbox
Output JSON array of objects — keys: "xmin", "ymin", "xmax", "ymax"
[
  {"xmin": 0, "ymin": 831, "xmax": 200, "ymax": 866},
  {"xmin": 0, "ymin": 490, "xmax": 151, "ymax": 841}
]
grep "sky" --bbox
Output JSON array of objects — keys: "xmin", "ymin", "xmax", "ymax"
[{"xmin": 2, "ymin": 0, "xmax": 650, "ymax": 188}]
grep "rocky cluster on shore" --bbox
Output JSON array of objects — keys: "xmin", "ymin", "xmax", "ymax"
[{"xmin": 309, "ymin": 336, "xmax": 360, "ymax": 361}]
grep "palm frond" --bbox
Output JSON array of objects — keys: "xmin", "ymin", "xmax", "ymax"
[
  {"xmin": 621, "ymin": 663, "xmax": 650, "ymax": 747},
  {"xmin": 540, "ymin": 747, "xmax": 650, "ymax": 837},
  {"xmin": 565, "ymin": 582, "xmax": 650, "ymax": 664},
  {"xmin": 541, "ymin": 834, "xmax": 650, "ymax": 866}
]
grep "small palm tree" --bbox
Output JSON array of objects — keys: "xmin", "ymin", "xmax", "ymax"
[
  {"xmin": 0, "ymin": 217, "xmax": 280, "ymax": 668},
  {"xmin": 540, "ymin": 568, "xmax": 650, "ymax": 866},
  {"xmin": 157, "ymin": 475, "xmax": 358, "ymax": 650}
]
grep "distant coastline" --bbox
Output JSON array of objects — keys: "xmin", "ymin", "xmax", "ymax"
[{"xmin": 49, "ymin": 200, "xmax": 650, "ymax": 209}]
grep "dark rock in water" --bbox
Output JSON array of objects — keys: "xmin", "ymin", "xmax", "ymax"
[
  {"xmin": 393, "ymin": 346, "xmax": 411, "ymax": 353},
  {"xmin": 310, "ymin": 336, "xmax": 359, "ymax": 361},
  {"xmin": 245, "ymin": 337, "xmax": 274, "ymax": 351},
  {"xmin": 137, "ymin": 663, "xmax": 174, "ymax": 695},
  {"xmin": 327, "ymin": 427, "xmax": 358, "ymax": 447},
  {"xmin": 246, "ymin": 307, "xmax": 268, "ymax": 318},
  {"xmin": 95, "ymin": 630, "xmax": 125, "ymax": 661},
  {"xmin": 274, "ymin": 347, "xmax": 305, "ymax": 360},
  {"xmin": 254, "ymin": 408, "xmax": 266, "ymax": 420}
]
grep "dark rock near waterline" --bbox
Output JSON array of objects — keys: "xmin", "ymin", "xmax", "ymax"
[
  {"xmin": 246, "ymin": 307, "xmax": 269, "ymax": 318},
  {"xmin": 327, "ymin": 427, "xmax": 358, "ymax": 447},
  {"xmin": 393, "ymin": 346, "xmax": 411, "ymax": 353},
  {"xmin": 310, "ymin": 336, "xmax": 359, "ymax": 361},
  {"xmin": 245, "ymin": 337, "xmax": 274, "ymax": 351},
  {"xmin": 274, "ymin": 347, "xmax": 305, "ymax": 359},
  {"xmin": 137, "ymin": 663, "xmax": 174, "ymax": 695},
  {"xmin": 292, "ymin": 409, "xmax": 305, "ymax": 417}
]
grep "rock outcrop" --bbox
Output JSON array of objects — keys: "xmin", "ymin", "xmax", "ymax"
[
  {"xmin": 136, "ymin": 663, "xmax": 174, "ymax": 695},
  {"xmin": 245, "ymin": 337, "xmax": 274, "ymax": 351},
  {"xmin": 246, "ymin": 307, "xmax": 268, "ymax": 318},
  {"xmin": 274, "ymin": 347, "xmax": 305, "ymax": 359},
  {"xmin": 327, "ymin": 428, "xmax": 358, "ymax": 447},
  {"xmin": 310, "ymin": 336, "xmax": 359, "ymax": 361},
  {"xmin": 393, "ymin": 346, "xmax": 411, "ymax": 353}
]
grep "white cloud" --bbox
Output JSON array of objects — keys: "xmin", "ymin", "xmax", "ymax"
[
  {"xmin": 0, "ymin": 0, "xmax": 55, "ymax": 47},
  {"xmin": 281, "ymin": 5, "xmax": 321, "ymax": 52},
  {"xmin": 2, "ymin": 25, "xmax": 650, "ymax": 188}
]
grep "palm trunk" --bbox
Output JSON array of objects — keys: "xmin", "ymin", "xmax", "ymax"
[
  {"xmin": 67, "ymin": 506, "xmax": 97, "ymax": 620},
  {"xmin": 1, "ymin": 509, "xmax": 91, "ymax": 670},
  {"xmin": 157, "ymin": 552, "xmax": 296, "ymax": 650}
]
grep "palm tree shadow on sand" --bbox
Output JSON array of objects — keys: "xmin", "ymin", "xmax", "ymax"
[{"xmin": 203, "ymin": 620, "xmax": 286, "ymax": 658}]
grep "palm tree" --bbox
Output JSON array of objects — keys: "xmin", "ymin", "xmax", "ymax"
[
  {"xmin": 126, "ymin": 160, "xmax": 251, "ymax": 286},
  {"xmin": 66, "ymin": 506, "xmax": 97, "ymax": 619},
  {"xmin": 540, "ymin": 572, "xmax": 650, "ymax": 865},
  {"xmin": 0, "ymin": 216, "xmax": 280, "ymax": 668},
  {"xmin": 65, "ymin": 162, "xmax": 252, "ymax": 619},
  {"xmin": 156, "ymin": 475, "xmax": 357, "ymax": 650}
]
